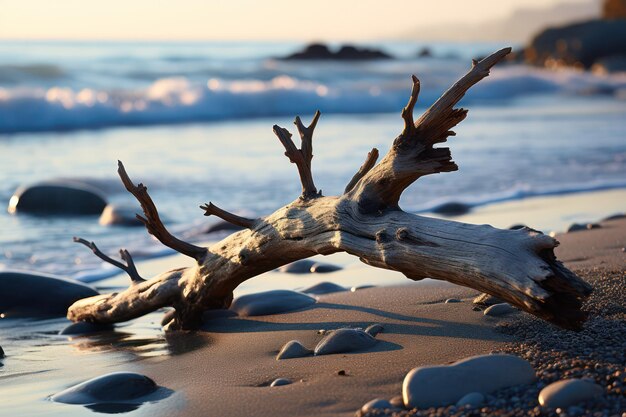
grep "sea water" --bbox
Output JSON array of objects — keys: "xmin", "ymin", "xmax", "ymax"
[{"xmin": 0, "ymin": 40, "xmax": 625, "ymax": 281}]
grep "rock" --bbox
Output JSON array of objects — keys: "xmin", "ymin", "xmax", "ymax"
[
  {"xmin": 365, "ymin": 323, "xmax": 384, "ymax": 337},
  {"xmin": 0, "ymin": 271, "xmax": 98, "ymax": 318},
  {"xmin": 567, "ymin": 223, "xmax": 587, "ymax": 232},
  {"xmin": 508, "ymin": 224, "xmax": 528, "ymax": 230},
  {"xmin": 8, "ymin": 180, "xmax": 107, "ymax": 215},
  {"xmin": 389, "ymin": 395, "xmax": 404, "ymax": 408},
  {"xmin": 98, "ymin": 204, "xmax": 143, "ymax": 226},
  {"xmin": 50, "ymin": 372, "xmax": 158, "ymax": 404},
  {"xmin": 309, "ymin": 263, "xmax": 342, "ymax": 273},
  {"xmin": 456, "ymin": 392, "xmax": 485, "ymax": 407},
  {"xmin": 484, "ymin": 303, "xmax": 516, "ymax": 317},
  {"xmin": 282, "ymin": 43, "xmax": 392, "ymax": 61},
  {"xmin": 586, "ymin": 223, "xmax": 601, "ymax": 230},
  {"xmin": 473, "ymin": 293, "xmax": 504, "ymax": 307},
  {"xmin": 445, "ymin": 298, "xmax": 461, "ymax": 303},
  {"xmin": 0, "ymin": 345, "xmax": 4, "ymax": 358},
  {"xmin": 402, "ymin": 354, "xmax": 536, "ymax": 408},
  {"xmin": 351, "ymin": 285, "xmax": 375, "ymax": 292},
  {"xmin": 230, "ymin": 290, "xmax": 315, "ymax": 316},
  {"xmin": 202, "ymin": 220, "xmax": 244, "ymax": 234},
  {"xmin": 361, "ymin": 398, "xmax": 393, "ymax": 413},
  {"xmin": 417, "ymin": 47, "xmax": 433, "ymax": 58},
  {"xmin": 538, "ymin": 378, "xmax": 604, "ymax": 408},
  {"xmin": 270, "ymin": 378, "xmax": 291, "ymax": 387},
  {"xmin": 602, "ymin": 213, "xmax": 626, "ymax": 222},
  {"xmin": 301, "ymin": 282, "xmax": 347, "ymax": 295},
  {"xmin": 431, "ymin": 202, "xmax": 472, "ymax": 216},
  {"xmin": 314, "ymin": 328, "xmax": 377, "ymax": 356},
  {"xmin": 603, "ymin": 0, "xmax": 626, "ymax": 19},
  {"xmin": 278, "ymin": 260, "xmax": 317, "ymax": 274},
  {"xmin": 276, "ymin": 340, "xmax": 312, "ymax": 360},
  {"xmin": 525, "ymin": 19, "xmax": 626, "ymax": 71},
  {"xmin": 59, "ymin": 321, "xmax": 114, "ymax": 335}
]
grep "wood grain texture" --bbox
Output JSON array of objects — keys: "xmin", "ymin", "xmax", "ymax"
[{"xmin": 67, "ymin": 48, "xmax": 592, "ymax": 331}]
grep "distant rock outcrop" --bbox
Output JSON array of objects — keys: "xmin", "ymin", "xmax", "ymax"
[
  {"xmin": 603, "ymin": 0, "xmax": 626, "ymax": 19},
  {"xmin": 281, "ymin": 43, "xmax": 392, "ymax": 61}
]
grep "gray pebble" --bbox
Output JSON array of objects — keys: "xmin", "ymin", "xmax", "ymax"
[
  {"xmin": 361, "ymin": 398, "xmax": 392, "ymax": 413},
  {"xmin": 445, "ymin": 298, "xmax": 461, "ymax": 303},
  {"xmin": 402, "ymin": 354, "xmax": 535, "ymax": 408},
  {"xmin": 300, "ymin": 282, "xmax": 346, "ymax": 295},
  {"xmin": 314, "ymin": 328, "xmax": 376, "ymax": 355},
  {"xmin": 309, "ymin": 263, "xmax": 342, "ymax": 273},
  {"xmin": 484, "ymin": 303, "xmax": 516, "ymax": 317},
  {"xmin": 276, "ymin": 340, "xmax": 312, "ymax": 360},
  {"xmin": 538, "ymin": 378, "xmax": 604, "ymax": 408},
  {"xmin": 270, "ymin": 378, "xmax": 291, "ymax": 387},
  {"xmin": 364, "ymin": 323, "xmax": 384, "ymax": 337},
  {"xmin": 278, "ymin": 260, "xmax": 316, "ymax": 274},
  {"xmin": 567, "ymin": 223, "xmax": 587, "ymax": 232},
  {"xmin": 230, "ymin": 290, "xmax": 315, "ymax": 316},
  {"xmin": 389, "ymin": 395, "xmax": 404, "ymax": 408},
  {"xmin": 50, "ymin": 372, "xmax": 157, "ymax": 404},
  {"xmin": 456, "ymin": 392, "xmax": 484, "ymax": 407}
]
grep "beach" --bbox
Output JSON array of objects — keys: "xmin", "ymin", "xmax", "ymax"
[{"xmin": 1, "ymin": 197, "xmax": 624, "ymax": 416}]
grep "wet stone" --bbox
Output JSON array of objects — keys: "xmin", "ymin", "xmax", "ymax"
[{"xmin": 50, "ymin": 372, "xmax": 158, "ymax": 405}]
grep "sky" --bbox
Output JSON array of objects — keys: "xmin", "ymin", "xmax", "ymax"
[{"xmin": 0, "ymin": 0, "xmax": 591, "ymax": 41}]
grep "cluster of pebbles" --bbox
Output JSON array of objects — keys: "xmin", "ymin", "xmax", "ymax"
[{"xmin": 359, "ymin": 269, "xmax": 625, "ymax": 417}]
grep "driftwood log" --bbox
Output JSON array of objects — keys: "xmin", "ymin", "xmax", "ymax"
[{"xmin": 68, "ymin": 48, "xmax": 592, "ymax": 331}]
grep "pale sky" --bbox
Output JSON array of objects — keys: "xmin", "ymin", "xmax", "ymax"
[{"xmin": 0, "ymin": 0, "xmax": 588, "ymax": 41}]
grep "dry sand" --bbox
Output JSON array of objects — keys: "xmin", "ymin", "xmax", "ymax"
[{"xmin": 133, "ymin": 219, "xmax": 625, "ymax": 417}]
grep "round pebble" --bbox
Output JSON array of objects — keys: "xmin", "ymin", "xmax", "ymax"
[
  {"xmin": 300, "ymin": 282, "xmax": 346, "ymax": 295},
  {"xmin": 50, "ymin": 372, "xmax": 158, "ymax": 405},
  {"xmin": 364, "ymin": 323, "xmax": 384, "ymax": 337},
  {"xmin": 484, "ymin": 303, "xmax": 516, "ymax": 317},
  {"xmin": 270, "ymin": 378, "xmax": 291, "ymax": 387},
  {"xmin": 276, "ymin": 340, "xmax": 312, "ymax": 360},
  {"xmin": 314, "ymin": 328, "xmax": 376, "ymax": 356},
  {"xmin": 309, "ymin": 263, "xmax": 342, "ymax": 273},
  {"xmin": 361, "ymin": 398, "xmax": 392, "ymax": 413},
  {"xmin": 538, "ymin": 378, "xmax": 604, "ymax": 408},
  {"xmin": 402, "ymin": 354, "xmax": 535, "ymax": 408},
  {"xmin": 445, "ymin": 298, "xmax": 461, "ymax": 303},
  {"xmin": 456, "ymin": 392, "xmax": 485, "ymax": 407},
  {"xmin": 230, "ymin": 290, "xmax": 315, "ymax": 316}
]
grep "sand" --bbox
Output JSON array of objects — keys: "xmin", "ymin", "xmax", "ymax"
[
  {"xmin": 132, "ymin": 218, "xmax": 625, "ymax": 417},
  {"xmin": 0, "ymin": 213, "xmax": 624, "ymax": 416}
]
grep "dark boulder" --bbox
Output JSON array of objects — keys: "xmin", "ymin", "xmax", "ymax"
[
  {"xmin": 0, "ymin": 271, "xmax": 98, "ymax": 318},
  {"xmin": 525, "ymin": 19, "xmax": 626, "ymax": 71},
  {"xmin": 282, "ymin": 43, "xmax": 392, "ymax": 61},
  {"xmin": 99, "ymin": 204, "xmax": 143, "ymax": 226},
  {"xmin": 431, "ymin": 202, "xmax": 472, "ymax": 216},
  {"xmin": 8, "ymin": 180, "xmax": 107, "ymax": 215}
]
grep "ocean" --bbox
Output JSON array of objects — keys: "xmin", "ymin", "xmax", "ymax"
[{"xmin": 1, "ymin": 40, "xmax": 625, "ymax": 282}]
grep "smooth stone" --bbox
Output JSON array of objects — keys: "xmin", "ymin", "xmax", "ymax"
[
  {"xmin": 230, "ymin": 290, "xmax": 315, "ymax": 316},
  {"xmin": 50, "ymin": 372, "xmax": 157, "ymax": 404},
  {"xmin": 445, "ymin": 298, "xmax": 461, "ymax": 303},
  {"xmin": 59, "ymin": 321, "xmax": 114, "ymax": 335},
  {"xmin": 364, "ymin": 323, "xmax": 384, "ymax": 337},
  {"xmin": 351, "ymin": 285, "xmax": 375, "ymax": 292},
  {"xmin": 278, "ymin": 260, "xmax": 316, "ymax": 274},
  {"xmin": 483, "ymin": 303, "xmax": 516, "ymax": 317},
  {"xmin": 389, "ymin": 395, "xmax": 404, "ymax": 408},
  {"xmin": 538, "ymin": 378, "xmax": 604, "ymax": 408},
  {"xmin": 276, "ymin": 340, "xmax": 312, "ymax": 360},
  {"xmin": 508, "ymin": 224, "xmax": 528, "ymax": 230},
  {"xmin": 99, "ymin": 204, "xmax": 143, "ymax": 227},
  {"xmin": 314, "ymin": 328, "xmax": 377, "ymax": 356},
  {"xmin": 361, "ymin": 398, "xmax": 393, "ymax": 413},
  {"xmin": 202, "ymin": 220, "xmax": 244, "ymax": 234},
  {"xmin": 402, "ymin": 354, "xmax": 536, "ymax": 408},
  {"xmin": 473, "ymin": 293, "xmax": 503, "ymax": 307},
  {"xmin": 309, "ymin": 263, "xmax": 342, "ymax": 273},
  {"xmin": 456, "ymin": 392, "xmax": 485, "ymax": 407},
  {"xmin": 567, "ymin": 223, "xmax": 587, "ymax": 233},
  {"xmin": 8, "ymin": 180, "xmax": 107, "ymax": 215},
  {"xmin": 301, "ymin": 282, "xmax": 347, "ymax": 295},
  {"xmin": 431, "ymin": 202, "xmax": 472, "ymax": 216},
  {"xmin": 270, "ymin": 378, "xmax": 291, "ymax": 387},
  {"xmin": 602, "ymin": 213, "xmax": 625, "ymax": 222},
  {"xmin": 0, "ymin": 271, "xmax": 98, "ymax": 318}
]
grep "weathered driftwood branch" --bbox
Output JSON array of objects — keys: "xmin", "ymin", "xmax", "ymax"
[
  {"xmin": 68, "ymin": 47, "xmax": 592, "ymax": 331},
  {"xmin": 200, "ymin": 202, "xmax": 256, "ymax": 229},
  {"xmin": 73, "ymin": 237, "xmax": 145, "ymax": 283}
]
